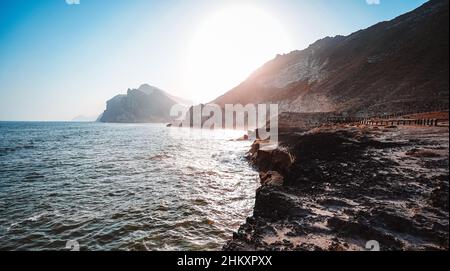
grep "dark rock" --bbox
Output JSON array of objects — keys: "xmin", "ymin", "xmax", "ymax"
[
  {"xmin": 249, "ymin": 143, "xmax": 294, "ymax": 174},
  {"xmin": 259, "ymin": 171, "xmax": 284, "ymax": 187},
  {"xmin": 253, "ymin": 186, "xmax": 311, "ymax": 220}
]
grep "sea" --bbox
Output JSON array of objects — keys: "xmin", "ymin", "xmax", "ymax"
[{"xmin": 0, "ymin": 122, "xmax": 259, "ymax": 251}]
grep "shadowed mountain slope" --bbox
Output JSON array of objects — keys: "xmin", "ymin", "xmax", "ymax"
[{"xmin": 213, "ymin": 0, "xmax": 449, "ymax": 116}]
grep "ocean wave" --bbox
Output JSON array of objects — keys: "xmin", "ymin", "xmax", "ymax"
[{"xmin": 0, "ymin": 122, "xmax": 258, "ymax": 250}]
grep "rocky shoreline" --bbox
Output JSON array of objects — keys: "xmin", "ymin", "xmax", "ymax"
[{"xmin": 224, "ymin": 124, "xmax": 449, "ymax": 251}]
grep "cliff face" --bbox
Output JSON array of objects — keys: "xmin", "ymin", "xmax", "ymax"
[
  {"xmin": 213, "ymin": 0, "xmax": 449, "ymax": 116},
  {"xmin": 99, "ymin": 84, "xmax": 190, "ymax": 123}
]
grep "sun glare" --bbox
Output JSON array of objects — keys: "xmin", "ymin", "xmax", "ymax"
[{"xmin": 184, "ymin": 5, "xmax": 293, "ymax": 103}]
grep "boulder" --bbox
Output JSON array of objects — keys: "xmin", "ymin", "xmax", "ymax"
[{"xmin": 254, "ymin": 147, "xmax": 294, "ymax": 174}]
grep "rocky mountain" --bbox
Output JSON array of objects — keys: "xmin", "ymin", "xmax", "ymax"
[
  {"xmin": 213, "ymin": 0, "xmax": 449, "ymax": 116},
  {"xmin": 99, "ymin": 84, "xmax": 191, "ymax": 123}
]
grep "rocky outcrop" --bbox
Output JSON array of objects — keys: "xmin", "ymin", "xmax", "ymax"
[
  {"xmin": 213, "ymin": 0, "xmax": 449, "ymax": 116},
  {"xmin": 247, "ymin": 140, "xmax": 294, "ymax": 175},
  {"xmin": 259, "ymin": 171, "xmax": 284, "ymax": 187},
  {"xmin": 224, "ymin": 125, "xmax": 449, "ymax": 251},
  {"xmin": 99, "ymin": 84, "xmax": 190, "ymax": 123}
]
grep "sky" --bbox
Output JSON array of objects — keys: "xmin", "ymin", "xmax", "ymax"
[{"xmin": 0, "ymin": 0, "xmax": 428, "ymax": 121}]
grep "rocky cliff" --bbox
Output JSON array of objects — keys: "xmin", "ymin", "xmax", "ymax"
[
  {"xmin": 224, "ymin": 124, "xmax": 449, "ymax": 251},
  {"xmin": 213, "ymin": 0, "xmax": 449, "ymax": 116},
  {"xmin": 99, "ymin": 84, "xmax": 190, "ymax": 123}
]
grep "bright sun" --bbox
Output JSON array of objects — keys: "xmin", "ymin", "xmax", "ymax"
[{"xmin": 184, "ymin": 5, "xmax": 293, "ymax": 103}]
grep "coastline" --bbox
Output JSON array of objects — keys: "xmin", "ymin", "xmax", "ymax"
[{"xmin": 224, "ymin": 124, "xmax": 449, "ymax": 251}]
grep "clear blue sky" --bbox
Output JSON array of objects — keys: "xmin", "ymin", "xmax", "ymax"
[{"xmin": 0, "ymin": 0, "xmax": 427, "ymax": 121}]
